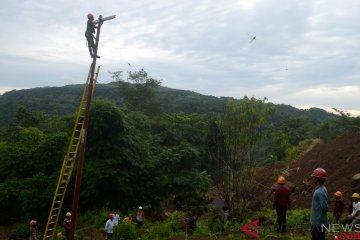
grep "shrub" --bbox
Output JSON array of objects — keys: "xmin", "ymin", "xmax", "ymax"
[
  {"xmin": 113, "ymin": 222, "xmax": 136, "ymax": 240},
  {"xmin": 9, "ymin": 223, "xmax": 29, "ymax": 240},
  {"xmin": 147, "ymin": 222, "xmax": 173, "ymax": 239}
]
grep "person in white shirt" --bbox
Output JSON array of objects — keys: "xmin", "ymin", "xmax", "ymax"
[
  {"xmin": 344, "ymin": 193, "xmax": 360, "ymax": 225},
  {"xmin": 105, "ymin": 213, "xmax": 114, "ymax": 239},
  {"xmin": 113, "ymin": 212, "xmax": 120, "ymax": 225}
]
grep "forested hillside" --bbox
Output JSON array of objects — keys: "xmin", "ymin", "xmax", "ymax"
[
  {"xmin": 0, "ymin": 81, "xmax": 334, "ymax": 128},
  {"xmin": 1, "ymin": 70, "xmax": 359, "ymax": 239}
]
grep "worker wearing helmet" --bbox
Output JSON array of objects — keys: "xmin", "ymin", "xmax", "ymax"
[
  {"xmin": 105, "ymin": 213, "xmax": 114, "ymax": 239},
  {"xmin": 333, "ymin": 191, "xmax": 345, "ymax": 223},
  {"xmin": 310, "ymin": 168, "xmax": 328, "ymax": 240},
  {"xmin": 29, "ymin": 220, "xmax": 37, "ymax": 240},
  {"xmin": 273, "ymin": 176, "xmax": 290, "ymax": 233},
  {"xmin": 85, "ymin": 13, "xmax": 100, "ymax": 58},
  {"xmin": 63, "ymin": 212, "xmax": 71, "ymax": 239},
  {"xmin": 343, "ymin": 193, "xmax": 360, "ymax": 225},
  {"xmin": 136, "ymin": 206, "xmax": 145, "ymax": 227}
]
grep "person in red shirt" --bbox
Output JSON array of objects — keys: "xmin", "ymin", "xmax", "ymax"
[
  {"xmin": 333, "ymin": 191, "xmax": 345, "ymax": 223},
  {"xmin": 273, "ymin": 176, "xmax": 290, "ymax": 232}
]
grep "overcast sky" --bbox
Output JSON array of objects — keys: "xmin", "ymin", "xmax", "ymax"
[{"xmin": 0, "ymin": 0, "xmax": 359, "ymax": 115}]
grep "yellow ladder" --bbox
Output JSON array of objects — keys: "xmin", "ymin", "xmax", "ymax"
[{"xmin": 43, "ymin": 64, "xmax": 100, "ymax": 240}]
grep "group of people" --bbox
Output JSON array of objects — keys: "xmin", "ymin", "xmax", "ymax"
[
  {"xmin": 28, "ymin": 211, "xmax": 71, "ymax": 240},
  {"xmin": 28, "ymin": 207, "xmax": 144, "ymax": 240},
  {"xmin": 273, "ymin": 167, "xmax": 360, "ymax": 240},
  {"xmin": 104, "ymin": 206, "xmax": 145, "ymax": 239}
]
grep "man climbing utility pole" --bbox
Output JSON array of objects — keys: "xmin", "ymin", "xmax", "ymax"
[{"xmin": 69, "ymin": 14, "xmax": 115, "ymax": 240}]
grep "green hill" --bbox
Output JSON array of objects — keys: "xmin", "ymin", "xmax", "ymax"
[{"xmin": 0, "ymin": 82, "xmax": 334, "ymax": 128}]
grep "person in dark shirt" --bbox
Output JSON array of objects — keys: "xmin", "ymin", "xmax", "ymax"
[
  {"xmin": 273, "ymin": 176, "xmax": 290, "ymax": 232},
  {"xmin": 63, "ymin": 212, "xmax": 71, "ymax": 239},
  {"xmin": 85, "ymin": 13, "xmax": 100, "ymax": 58},
  {"xmin": 333, "ymin": 191, "xmax": 345, "ymax": 223}
]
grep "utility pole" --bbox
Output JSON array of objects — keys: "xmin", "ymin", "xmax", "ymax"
[{"xmin": 69, "ymin": 14, "xmax": 115, "ymax": 240}]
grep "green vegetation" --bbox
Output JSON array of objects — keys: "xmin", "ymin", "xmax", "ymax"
[{"xmin": 1, "ymin": 69, "xmax": 360, "ymax": 239}]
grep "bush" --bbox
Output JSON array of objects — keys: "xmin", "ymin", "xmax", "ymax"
[
  {"xmin": 113, "ymin": 222, "xmax": 136, "ymax": 240},
  {"xmin": 147, "ymin": 222, "xmax": 173, "ymax": 239},
  {"xmin": 9, "ymin": 223, "xmax": 29, "ymax": 240}
]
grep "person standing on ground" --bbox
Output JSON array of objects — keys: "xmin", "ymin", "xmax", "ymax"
[
  {"xmin": 221, "ymin": 206, "xmax": 229, "ymax": 234},
  {"xmin": 136, "ymin": 206, "xmax": 145, "ymax": 227},
  {"xmin": 343, "ymin": 193, "xmax": 360, "ymax": 225},
  {"xmin": 105, "ymin": 213, "xmax": 114, "ymax": 239},
  {"xmin": 63, "ymin": 212, "xmax": 71, "ymax": 240},
  {"xmin": 85, "ymin": 13, "xmax": 101, "ymax": 58},
  {"xmin": 273, "ymin": 176, "xmax": 290, "ymax": 233},
  {"xmin": 29, "ymin": 220, "xmax": 37, "ymax": 240},
  {"xmin": 113, "ymin": 212, "xmax": 120, "ymax": 226},
  {"xmin": 333, "ymin": 191, "xmax": 345, "ymax": 223},
  {"xmin": 310, "ymin": 168, "xmax": 328, "ymax": 240}
]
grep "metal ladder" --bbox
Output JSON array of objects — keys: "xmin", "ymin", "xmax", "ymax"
[{"xmin": 43, "ymin": 64, "xmax": 100, "ymax": 240}]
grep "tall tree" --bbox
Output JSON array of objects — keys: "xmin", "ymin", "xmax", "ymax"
[
  {"xmin": 213, "ymin": 97, "xmax": 274, "ymax": 215},
  {"xmin": 110, "ymin": 68, "xmax": 162, "ymax": 116}
]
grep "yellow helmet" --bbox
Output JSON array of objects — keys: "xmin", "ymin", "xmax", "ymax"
[
  {"xmin": 277, "ymin": 176, "xmax": 286, "ymax": 184},
  {"xmin": 352, "ymin": 193, "xmax": 360, "ymax": 199},
  {"xmin": 66, "ymin": 212, "xmax": 72, "ymax": 217},
  {"xmin": 334, "ymin": 191, "xmax": 342, "ymax": 197}
]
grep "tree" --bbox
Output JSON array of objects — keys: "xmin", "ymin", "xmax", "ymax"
[
  {"xmin": 110, "ymin": 68, "xmax": 162, "ymax": 116},
  {"xmin": 316, "ymin": 108, "xmax": 360, "ymax": 142},
  {"xmin": 212, "ymin": 97, "xmax": 274, "ymax": 215}
]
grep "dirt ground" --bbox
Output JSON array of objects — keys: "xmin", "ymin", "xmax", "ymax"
[
  {"xmin": 252, "ymin": 133, "xmax": 360, "ymax": 209},
  {"xmin": 0, "ymin": 226, "xmax": 11, "ymax": 240}
]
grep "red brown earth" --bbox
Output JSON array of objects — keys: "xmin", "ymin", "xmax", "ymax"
[{"xmin": 252, "ymin": 133, "xmax": 360, "ymax": 209}]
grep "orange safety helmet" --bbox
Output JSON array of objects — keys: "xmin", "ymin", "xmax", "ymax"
[
  {"xmin": 334, "ymin": 191, "xmax": 342, "ymax": 197},
  {"xmin": 277, "ymin": 176, "xmax": 286, "ymax": 184},
  {"xmin": 87, "ymin": 13, "xmax": 94, "ymax": 19},
  {"xmin": 311, "ymin": 168, "xmax": 327, "ymax": 179}
]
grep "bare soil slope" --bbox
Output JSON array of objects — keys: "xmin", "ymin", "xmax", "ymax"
[{"xmin": 252, "ymin": 133, "xmax": 360, "ymax": 209}]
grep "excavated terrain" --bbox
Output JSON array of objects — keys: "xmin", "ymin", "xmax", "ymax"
[{"xmin": 252, "ymin": 133, "xmax": 360, "ymax": 209}]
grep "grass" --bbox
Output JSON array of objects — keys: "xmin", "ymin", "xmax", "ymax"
[{"xmin": 11, "ymin": 207, "xmax": 332, "ymax": 239}]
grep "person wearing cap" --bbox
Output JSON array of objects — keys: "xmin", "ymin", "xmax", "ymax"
[
  {"xmin": 333, "ymin": 191, "xmax": 345, "ymax": 223},
  {"xmin": 273, "ymin": 176, "xmax": 290, "ymax": 233},
  {"xmin": 85, "ymin": 13, "xmax": 101, "ymax": 58},
  {"xmin": 105, "ymin": 213, "xmax": 114, "ymax": 239},
  {"xmin": 310, "ymin": 167, "xmax": 328, "ymax": 240},
  {"xmin": 136, "ymin": 206, "xmax": 145, "ymax": 227},
  {"xmin": 63, "ymin": 212, "xmax": 71, "ymax": 239},
  {"xmin": 29, "ymin": 220, "xmax": 37, "ymax": 240},
  {"xmin": 343, "ymin": 193, "xmax": 360, "ymax": 225}
]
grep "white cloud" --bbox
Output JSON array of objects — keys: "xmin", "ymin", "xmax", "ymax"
[{"xmin": 0, "ymin": 0, "xmax": 359, "ymax": 115}]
